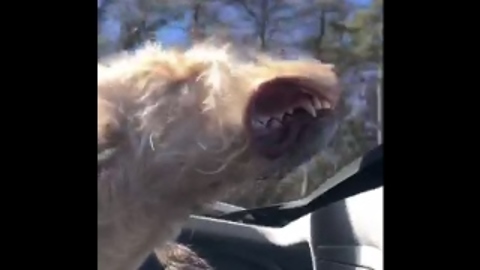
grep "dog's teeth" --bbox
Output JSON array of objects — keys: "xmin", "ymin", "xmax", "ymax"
[
  {"xmin": 269, "ymin": 119, "xmax": 282, "ymax": 128},
  {"xmin": 322, "ymin": 101, "xmax": 332, "ymax": 109},
  {"xmin": 312, "ymin": 98, "xmax": 323, "ymax": 109},
  {"xmin": 257, "ymin": 116, "xmax": 270, "ymax": 124},
  {"xmin": 300, "ymin": 88, "xmax": 311, "ymax": 95},
  {"xmin": 252, "ymin": 120, "xmax": 264, "ymax": 128},
  {"xmin": 300, "ymin": 101, "xmax": 317, "ymax": 117},
  {"xmin": 274, "ymin": 112, "xmax": 285, "ymax": 121}
]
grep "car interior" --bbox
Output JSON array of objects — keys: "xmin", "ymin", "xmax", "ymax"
[{"xmin": 140, "ymin": 144, "xmax": 383, "ymax": 270}]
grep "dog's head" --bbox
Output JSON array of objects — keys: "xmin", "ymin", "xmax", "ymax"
[{"xmin": 98, "ymin": 43, "xmax": 341, "ymax": 205}]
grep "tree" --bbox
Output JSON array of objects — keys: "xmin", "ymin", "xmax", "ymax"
[
  {"xmin": 216, "ymin": 0, "xmax": 300, "ymax": 51},
  {"xmin": 97, "ymin": 0, "xmax": 188, "ymax": 57}
]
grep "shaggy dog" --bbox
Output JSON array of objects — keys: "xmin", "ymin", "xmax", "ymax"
[{"xmin": 98, "ymin": 43, "xmax": 341, "ymax": 270}]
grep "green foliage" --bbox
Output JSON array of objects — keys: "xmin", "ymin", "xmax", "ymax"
[
  {"xmin": 98, "ymin": 34, "xmax": 111, "ymax": 57},
  {"xmin": 347, "ymin": 0, "xmax": 383, "ymax": 64}
]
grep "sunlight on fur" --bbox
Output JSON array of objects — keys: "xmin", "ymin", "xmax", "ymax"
[{"xmin": 98, "ymin": 41, "xmax": 341, "ymax": 270}]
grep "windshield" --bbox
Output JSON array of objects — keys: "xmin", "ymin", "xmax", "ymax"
[{"xmin": 98, "ymin": 0, "xmax": 383, "ymax": 210}]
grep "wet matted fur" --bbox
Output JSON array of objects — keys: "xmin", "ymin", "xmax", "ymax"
[{"xmin": 98, "ymin": 42, "xmax": 341, "ymax": 270}]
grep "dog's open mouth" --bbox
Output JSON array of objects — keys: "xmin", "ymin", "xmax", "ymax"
[{"xmin": 246, "ymin": 77, "xmax": 335, "ymax": 159}]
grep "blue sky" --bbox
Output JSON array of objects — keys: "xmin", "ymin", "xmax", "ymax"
[{"xmin": 156, "ymin": 0, "xmax": 374, "ymax": 48}]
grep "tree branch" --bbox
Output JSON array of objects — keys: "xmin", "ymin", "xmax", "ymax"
[
  {"xmin": 258, "ymin": 0, "xmax": 269, "ymax": 50},
  {"xmin": 190, "ymin": 1, "xmax": 204, "ymax": 42},
  {"xmin": 98, "ymin": 0, "xmax": 114, "ymax": 26},
  {"xmin": 313, "ymin": 9, "xmax": 327, "ymax": 59},
  {"xmin": 232, "ymin": 0, "xmax": 258, "ymax": 23},
  {"xmin": 121, "ymin": 18, "xmax": 168, "ymax": 50}
]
